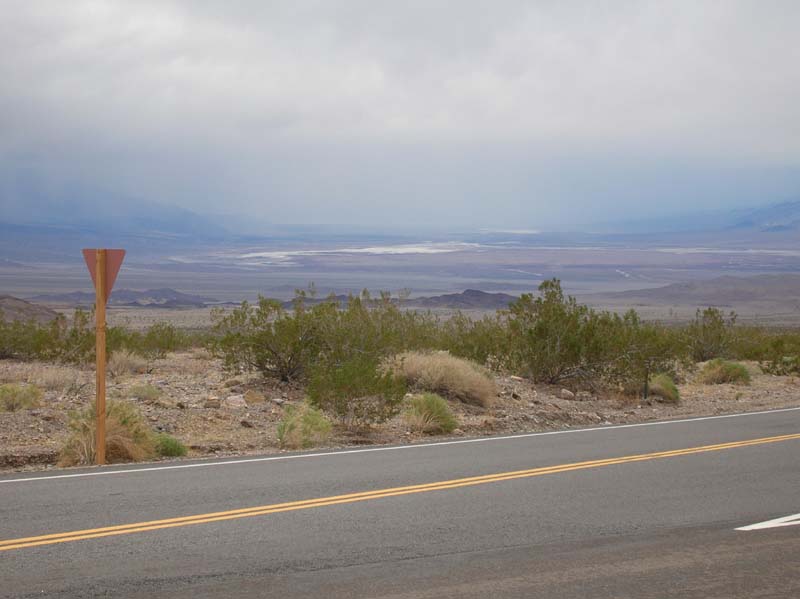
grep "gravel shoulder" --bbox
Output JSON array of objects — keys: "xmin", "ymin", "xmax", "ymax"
[{"xmin": 2, "ymin": 353, "xmax": 799, "ymax": 472}]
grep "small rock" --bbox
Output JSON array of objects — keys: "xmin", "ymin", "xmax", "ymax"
[
  {"xmin": 244, "ymin": 390, "xmax": 266, "ymax": 405},
  {"xmin": 223, "ymin": 395, "xmax": 247, "ymax": 409},
  {"xmin": 576, "ymin": 391, "xmax": 592, "ymax": 401},
  {"xmin": 560, "ymin": 389, "xmax": 575, "ymax": 400},
  {"xmin": 270, "ymin": 397, "xmax": 286, "ymax": 406},
  {"xmin": 452, "ymin": 428, "xmax": 465, "ymax": 436},
  {"xmin": 204, "ymin": 398, "xmax": 221, "ymax": 409},
  {"xmin": 224, "ymin": 378, "xmax": 243, "ymax": 388},
  {"xmin": 176, "ymin": 401, "xmax": 187, "ymax": 409},
  {"xmin": 511, "ymin": 391, "xmax": 521, "ymax": 400},
  {"xmin": 509, "ymin": 375, "xmax": 524, "ymax": 382},
  {"xmin": 240, "ymin": 420, "xmax": 254, "ymax": 428}
]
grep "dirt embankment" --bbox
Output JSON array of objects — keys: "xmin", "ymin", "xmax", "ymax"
[{"xmin": 1, "ymin": 353, "xmax": 799, "ymax": 471}]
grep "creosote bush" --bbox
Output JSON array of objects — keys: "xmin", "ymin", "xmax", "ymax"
[
  {"xmin": 277, "ymin": 402, "xmax": 332, "ymax": 449},
  {"xmin": 648, "ymin": 374, "xmax": 680, "ymax": 404},
  {"xmin": 389, "ymin": 351, "xmax": 496, "ymax": 407},
  {"xmin": 308, "ymin": 355, "xmax": 406, "ymax": 426},
  {"xmin": 404, "ymin": 393, "xmax": 458, "ymax": 434},
  {"xmin": 696, "ymin": 359, "xmax": 751, "ymax": 385},
  {"xmin": 59, "ymin": 400, "xmax": 156, "ymax": 466},
  {"xmin": 0, "ymin": 383, "xmax": 43, "ymax": 411}
]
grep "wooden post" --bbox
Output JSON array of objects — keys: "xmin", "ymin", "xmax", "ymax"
[{"xmin": 95, "ymin": 249, "xmax": 107, "ymax": 465}]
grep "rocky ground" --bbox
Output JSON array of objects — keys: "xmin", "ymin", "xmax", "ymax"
[{"xmin": 1, "ymin": 353, "xmax": 799, "ymax": 471}]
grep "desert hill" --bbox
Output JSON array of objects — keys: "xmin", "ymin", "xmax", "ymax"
[{"xmin": 0, "ymin": 295, "xmax": 59, "ymax": 323}]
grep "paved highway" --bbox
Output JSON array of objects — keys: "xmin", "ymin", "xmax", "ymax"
[{"xmin": 1, "ymin": 407, "xmax": 799, "ymax": 598}]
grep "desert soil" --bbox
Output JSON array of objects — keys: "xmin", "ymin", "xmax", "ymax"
[{"xmin": 1, "ymin": 353, "xmax": 799, "ymax": 472}]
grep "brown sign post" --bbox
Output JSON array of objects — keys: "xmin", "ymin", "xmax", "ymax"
[{"xmin": 82, "ymin": 249, "xmax": 125, "ymax": 465}]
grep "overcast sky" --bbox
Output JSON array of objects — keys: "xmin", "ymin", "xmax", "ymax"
[{"xmin": 1, "ymin": 1, "xmax": 799, "ymax": 230}]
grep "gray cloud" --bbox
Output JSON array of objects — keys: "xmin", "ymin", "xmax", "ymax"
[{"xmin": 1, "ymin": 1, "xmax": 799, "ymax": 228}]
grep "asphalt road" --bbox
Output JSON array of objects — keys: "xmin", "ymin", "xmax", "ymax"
[{"xmin": 1, "ymin": 408, "xmax": 799, "ymax": 598}]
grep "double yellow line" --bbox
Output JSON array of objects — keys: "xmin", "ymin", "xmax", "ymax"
[{"xmin": 2, "ymin": 432, "xmax": 799, "ymax": 552}]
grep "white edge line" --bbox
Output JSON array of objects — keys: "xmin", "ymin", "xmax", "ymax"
[
  {"xmin": 2, "ymin": 406, "xmax": 800, "ymax": 485},
  {"xmin": 736, "ymin": 513, "xmax": 800, "ymax": 531}
]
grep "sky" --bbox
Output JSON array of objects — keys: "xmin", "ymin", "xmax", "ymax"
[{"xmin": 1, "ymin": 1, "xmax": 799, "ymax": 230}]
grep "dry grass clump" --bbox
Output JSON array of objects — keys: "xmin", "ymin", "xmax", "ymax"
[
  {"xmin": 128, "ymin": 383, "xmax": 162, "ymax": 402},
  {"xmin": 388, "ymin": 351, "xmax": 496, "ymax": 407},
  {"xmin": 0, "ymin": 383, "xmax": 43, "ymax": 411},
  {"xmin": 404, "ymin": 393, "xmax": 458, "ymax": 434},
  {"xmin": 697, "ymin": 359, "xmax": 751, "ymax": 385},
  {"xmin": 59, "ymin": 400, "xmax": 156, "ymax": 466},
  {"xmin": 648, "ymin": 374, "xmax": 680, "ymax": 404},
  {"xmin": 277, "ymin": 402, "xmax": 332, "ymax": 449},
  {"xmin": 0, "ymin": 362, "xmax": 80, "ymax": 392},
  {"xmin": 108, "ymin": 350, "xmax": 149, "ymax": 377}
]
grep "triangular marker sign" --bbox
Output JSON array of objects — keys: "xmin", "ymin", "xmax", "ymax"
[{"xmin": 82, "ymin": 249, "xmax": 126, "ymax": 304}]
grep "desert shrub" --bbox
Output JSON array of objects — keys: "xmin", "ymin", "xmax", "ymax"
[
  {"xmin": 138, "ymin": 322, "xmax": 191, "ymax": 358},
  {"xmin": 154, "ymin": 433, "xmax": 187, "ymax": 457},
  {"xmin": 696, "ymin": 359, "xmax": 751, "ymax": 385},
  {"xmin": 0, "ymin": 310, "xmax": 94, "ymax": 363},
  {"xmin": 59, "ymin": 400, "xmax": 156, "ymax": 466},
  {"xmin": 605, "ymin": 311, "xmax": 687, "ymax": 397},
  {"xmin": 128, "ymin": 384, "xmax": 161, "ymax": 402},
  {"xmin": 308, "ymin": 354, "xmax": 406, "ymax": 426},
  {"xmin": 504, "ymin": 279, "xmax": 621, "ymax": 384},
  {"xmin": 108, "ymin": 349, "xmax": 149, "ymax": 377},
  {"xmin": 389, "ymin": 351, "xmax": 496, "ymax": 407},
  {"xmin": 404, "ymin": 393, "xmax": 458, "ymax": 434},
  {"xmin": 277, "ymin": 402, "xmax": 332, "ymax": 449},
  {"xmin": 648, "ymin": 373, "xmax": 680, "ymax": 404},
  {"xmin": 684, "ymin": 307, "xmax": 737, "ymax": 362},
  {"xmin": 0, "ymin": 383, "xmax": 42, "ymax": 411},
  {"xmin": 211, "ymin": 297, "xmax": 328, "ymax": 381},
  {"xmin": 440, "ymin": 313, "xmax": 511, "ymax": 369},
  {"xmin": 762, "ymin": 354, "xmax": 800, "ymax": 375}
]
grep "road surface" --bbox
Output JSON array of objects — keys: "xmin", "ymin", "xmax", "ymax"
[{"xmin": 1, "ymin": 407, "xmax": 799, "ymax": 598}]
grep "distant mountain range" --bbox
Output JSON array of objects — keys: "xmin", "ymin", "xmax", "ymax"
[
  {"xmin": 276, "ymin": 289, "xmax": 518, "ymax": 310},
  {"xmin": 597, "ymin": 274, "xmax": 800, "ymax": 306},
  {"xmin": 29, "ymin": 288, "xmax": 218, "ymax": 308}
]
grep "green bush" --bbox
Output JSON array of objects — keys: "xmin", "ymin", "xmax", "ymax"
[
  {"xmin": 0, "ymin": 310, "xmax": 94, "ymax": 363},
  {"xmin": 605, "ymin": 310, "xmax": 687, "ymax": 396},
  {"xmin": 685, "ymin": 307, "xmax": 736, "ymax": 362},
  {"xmin": 308, "ymin": 354, "xmax": 407, "ymax": 426},
  {"xmin": 404, "ymin": 393, "xmax": 458, "ymax": 434},
  {"xmin": 154, "ymin": 433, "xmax": 187, "ymax": 457},
  {"xmin": 277, "ymin": 402, "xmax": 332, "ymax": 449},
  {"xmin": 697, "ymin": 359, "xmax": 751, "ymax": 385},
  {"xmin": 648, "ymin": 374, "xmax": 680, "ymax": 403},
  {"xmin": 0, "ymin": 383, "xmax": 43, "ymax": 411},
  {"xmin": 59, "ymin": 400, "xmax": 156, "ymax": 466}
]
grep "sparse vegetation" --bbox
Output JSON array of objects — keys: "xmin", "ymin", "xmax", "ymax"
[
  {"xmin": 648, "ymin": 374, "xmax": 680, "ymax": 403},
  {"xmin": 389, "ymin": 351, "xmax": 496, "ymax": 407},
  {"xmin": 128, "ymin": 384, "xmax": 162, "ymax": 402},
  {"xmin": 59, "ymin": 400, "xmax": 156, "ymax": 466},
  {"xmin": 404, "ymin": 393, "xmax": 458, "ymax": 434},
  {"xmin": 154, "ymin": 433, "xmax": 187, "ymax": 457},
  {"xmin": 277, "ymin": 402, "xmax": 332, "ymax": 449},
  {"xmin": 697, "ymin": 359, "xmax": 751, "ymax": 385},
  {"xmin": 0, "ymin": 383, "xmax": 42, "ymax": 411},
  {"xmin": 108, "ymin": 349, "xmax": 148, "ymax": 377}
]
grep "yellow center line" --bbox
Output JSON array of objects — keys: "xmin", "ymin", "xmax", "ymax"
[{"xmin": 2, "ymin": 432, "xmax": 798, "ymax": 552}]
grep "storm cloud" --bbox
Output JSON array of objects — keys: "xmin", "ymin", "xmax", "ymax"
[{"xmin": 1, "ymin": 1, "xmax": 799, "ymax": 228}]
